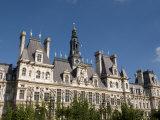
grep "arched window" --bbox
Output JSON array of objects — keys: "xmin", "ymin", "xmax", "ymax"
[
  {"xmin": 126, "ymin": 83, "xmax": 128, "ymax": 89},
  {"xmin": 36, "ymin": 70, "xmax": 41, "ymax": 79},
  {"xmin": 116, "ymin": 82, "xmax": 119, "ymax": 88},
  {"xmin": 22, "ymin": 68, "xmax": 26, "ymax": 76},
  {"xmin": 46, "ymin": 72, "xmax": 50, "ymax": 79},
  {"xmin": 110, "ymin": 81, "xmax": 113, "ymax": 88},
  {"xmin": 157, "ymin": 90, "xmax": 159, "ymax": 96}
]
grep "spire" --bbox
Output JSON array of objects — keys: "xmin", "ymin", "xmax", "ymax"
[
  {"xmin": 72, "ymin": 23, "xmax": 78, "ymax": 38},
  {"xmin": 68, "ymin": 23, "xmax": 82, "ymax": 69}
]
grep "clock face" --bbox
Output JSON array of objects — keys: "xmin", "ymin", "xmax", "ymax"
[{"xmin": 75, "ymin": 59, "xmax": 80, "ymax": 64}]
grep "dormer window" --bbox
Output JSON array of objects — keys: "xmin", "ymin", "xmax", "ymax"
[
  {"xmin": 63, "ymin": 69, "xmax": 70, "ymax": 84},
  {"xmin": 65, "ymin": 75, "xmax": 69, "ymax": 84},
  {"xmin": 0, "ymin": 73, "xmax": 3, "ymax": 79},
  {"xmin": 37, "ymin": 54, "xmax": 42, "ymax": 62},
  {"xmin": 35, "ymin": 50, "xmax": 43, "ymax": 63},
  {"xmin": 22, "ymin": 68, "xmax": 26, "ymax": 76}
]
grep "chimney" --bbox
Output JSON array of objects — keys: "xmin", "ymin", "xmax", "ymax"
[
  {"xmin": 95, "ymin": 51, "xmax": 102, "ymax": 76},
  {"xmin": 136, "ymin": 69, "xmax": 144, "ymax": 84},
  {"xmin": 110, "ymin": 54, "xmax": 117, "ymax": 66},
  {"xmin": 44, "ymin": 37, "xmax": 51, "ymax": 58},
  {"xmin": 19, "ymin": 31, "xmax": 26, "ymax": 57}
]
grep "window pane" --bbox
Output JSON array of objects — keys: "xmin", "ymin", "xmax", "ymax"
[
  {"xmin": 96, "ymin": 93, "xmax": 99, "ymax": 104},
  {"xmin": 37, "ymin": 54, "xmax": 42, "ymax": 62},
  {"xmin": 89, "ymin": 92, "xmax": 92, "ymax": 103},
  {"xmin": 44, "ymin": 93, "xmax": 50, "ymax": 101},
  {"xmin": 80, "ymin": 91, "xmax": 85, "ymax": 100},
  {"xmin": 19, "ymin": 90, "xmax": 25, "ymax": 99},
  {"xmin": 22, "ymin": 68, "xmax": 26, "ymax": 76},
  {"xmin": 65, "ymin": 90, "xmax": 70, "ymax": 102},
  {"xmin": 36, "ymin": 71, "xmax": 41, "ymax": 79},
  {"xmin": 34, "ymin": 92, "xmax": 39, "ymax": 101},
  {"xmin": 73, "ymin": 90, "xmax": 77, "ymax": 99},
  {"xmin": 111, "ymin": 98, "xmax": 114, "ymax": 105},
  {"xmin": 57, "ymin": 89, "xmax": 61, "ymax": 102}
]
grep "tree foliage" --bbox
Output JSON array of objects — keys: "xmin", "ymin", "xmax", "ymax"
[
  {"xmin": 151, "ymin": 108, "xmax": 160, "ymax": 120},
  {"xmin": 2, "ymin": 100, "xmax": 146, "ymax": 120}
]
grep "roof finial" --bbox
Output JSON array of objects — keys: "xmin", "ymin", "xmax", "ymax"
[{"xmin": 30, "ymin": 29, "xmax": 33, "ymax": 37}]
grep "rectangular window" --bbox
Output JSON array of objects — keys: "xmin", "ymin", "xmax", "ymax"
[
  {"xmin": 73, "ymin": 90, "xmax": 77, "ymax": 99},
  {"xmin": 37, "ymin": 54, "xmax": 42, "ymax": 62},
  {"xmin": 34, "ymin": 92, "xmax": 39, "ymax": 101},
  {"xmin": 102, "ymin": 93, "xmax": 105, "ymax": 103},
  {"xmin": 44, "ymin": 93, "xmax": 50, "ymax": 101},
  {"xmin": 130, "ymin": 88, "xmax": 133, "ymax": 94},
  {"xmin": 65, "ymin": 90, "xmax": 70, "ymax": 102},
  {"xmin": 117, "ymin": 99, "xmax": 120, "ymax": 105},
  {"xmin": 143, "ymin": 103, "xmax": 145, "ymax": 108},
  {"xmin": 96, "ymin": 93, "xmax": 99, "ymax": 104},
  {"xmin": 89, "ymin": 92, "xmax": 92, "ymax": 103},
  {"xmin": 146, "ymin": 103, "xmax": 149, "ymax": 108},
  {"xmin": 57, "ymin": 89, "xmax": 61, "ymax": 102},
  {"xmin": 111, "ymin": 98, "xmax": 114, "ymax": 105},
  {"xmin": 80, "ymin": 91, "xmax": 85, "ymax": 100},
  {"xmin": 19, "ymin": 90, "xmax": 25, "ymax": 99}
]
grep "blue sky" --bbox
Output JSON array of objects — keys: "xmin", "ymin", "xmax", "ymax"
[{"xmin": 0, "ymin": 0, "xmax": 160, "ymax": 82}]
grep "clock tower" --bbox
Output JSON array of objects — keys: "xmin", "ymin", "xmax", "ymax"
[{"xmin": 68, "ymin": 24, "xmax": 82, "ymax": 69}]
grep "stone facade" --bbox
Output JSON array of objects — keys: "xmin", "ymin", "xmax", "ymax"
[{"xmin": 0, "ymin": 26, "xmax": 160, "ymax": 117}]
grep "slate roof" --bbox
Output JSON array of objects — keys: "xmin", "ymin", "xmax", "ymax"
[
  {"xmin": 0, "ymin": 63, "xmax": 12, "ymax": 74},
  {"xmin": 53, "ymin": 58, "xmax": 72, "ymax": 83},
  {"xmin": 53, "ymin": 58, "xmax": 105, "ymax": 88},
  {"xmin": 21, "ymin": 37, "xmax": 50, "ymax": 64},
  {"xmin": 101, "ymin": 54, "xmax": 113, "ymax": 75}
]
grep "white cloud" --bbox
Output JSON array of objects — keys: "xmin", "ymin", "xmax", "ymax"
[{"xmin": 155, "ymin": 47, "xmax": 160, "ymax": 62}]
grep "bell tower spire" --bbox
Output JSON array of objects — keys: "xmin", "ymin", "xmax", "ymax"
[{"xmin": 68, "ymin": 23, "xmax": 81, "ymax": 69}]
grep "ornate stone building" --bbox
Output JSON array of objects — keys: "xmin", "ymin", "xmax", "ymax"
[{"xmin": 0, "ymin": 25, "xmax": 160, "ymax": 117}]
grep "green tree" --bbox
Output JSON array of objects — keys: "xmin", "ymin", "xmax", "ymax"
[
  {"xmin": 151, "ymin": 108, "xmax": 160, "ymax": 120},
  {"xmin": 25, "ymin": 104, "xmax": 35, "ymax": 120},
  {"xmin": 35, "ymin": 102, "xmax": 47, "ymax": 120},
  {"xmin": 2, "ymin": 103, "xmax": 13, "ymax": 120}
]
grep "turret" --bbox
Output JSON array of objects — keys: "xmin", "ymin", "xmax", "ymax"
[
  {"xmin": 95, "ymin": 51, "xmax": 102, "ymax": 77},
  {"xmin": 44, "ymin": 37, "xmax": 51, "ymax": 58},
  {"xmin": 19, "ymin": 31, "xmax": 26, "ymax": 57}
]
